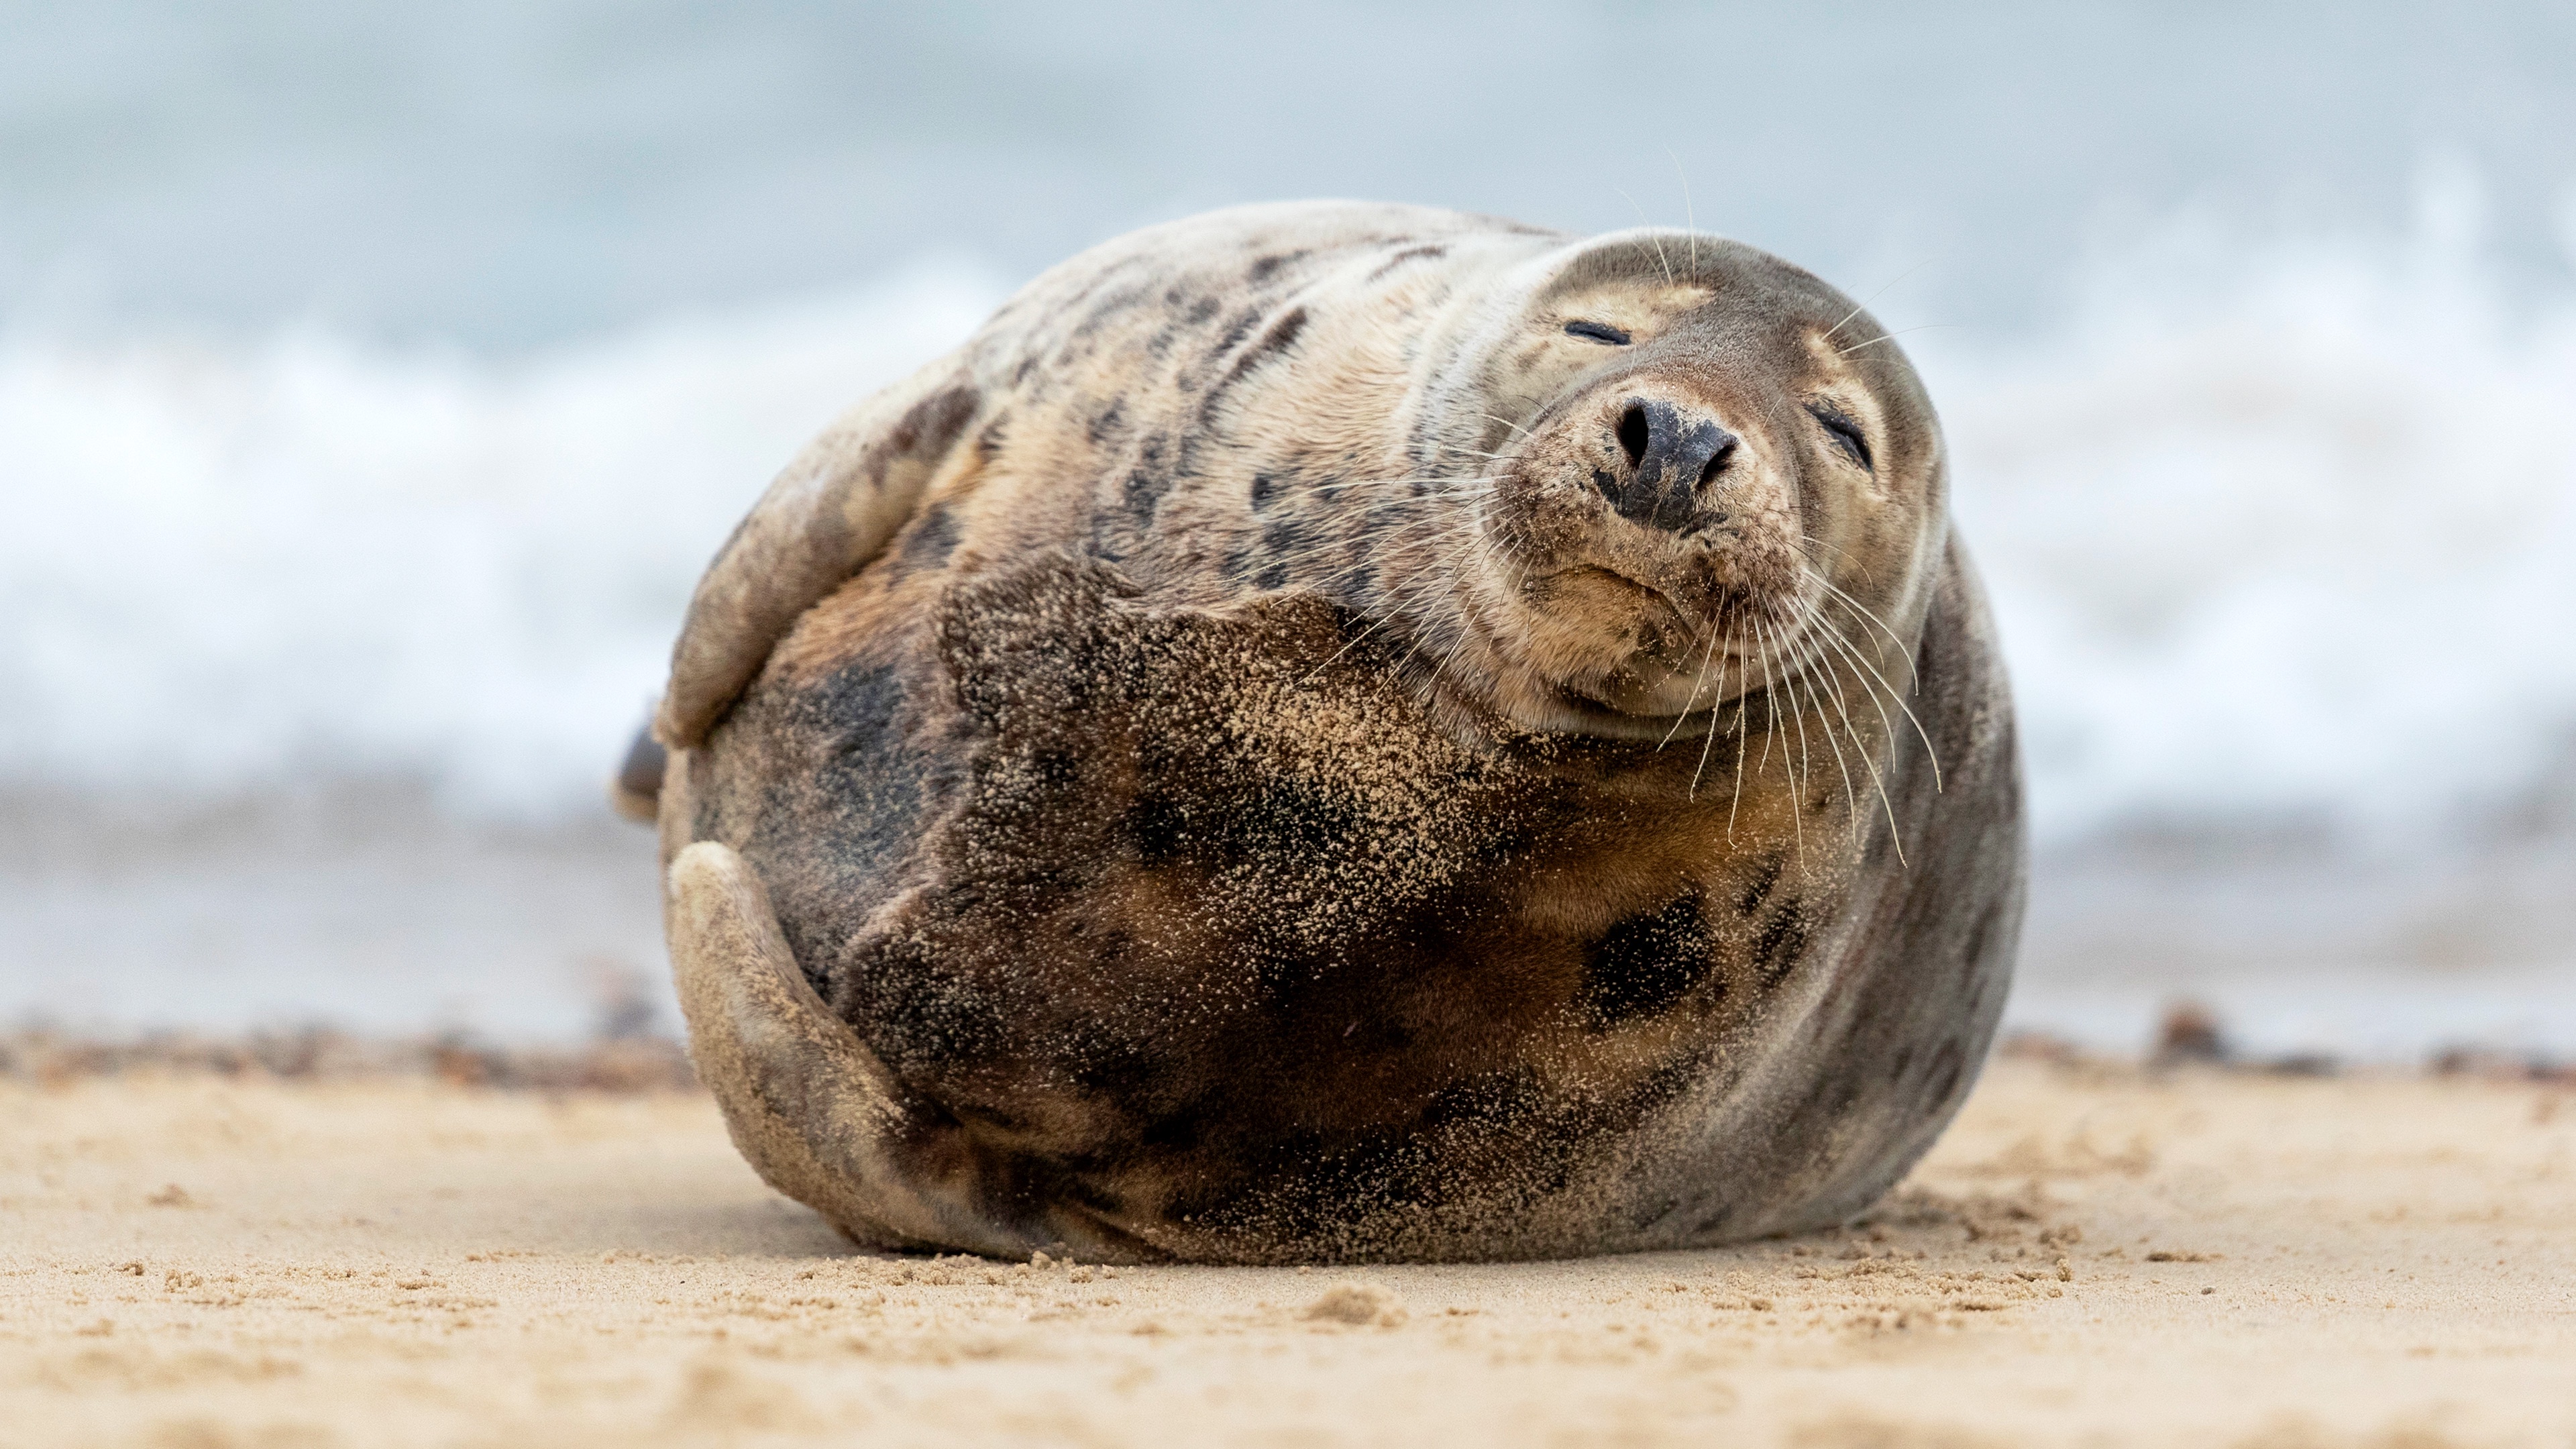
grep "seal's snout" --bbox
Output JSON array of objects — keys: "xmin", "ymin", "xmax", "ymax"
[{"xmin": 1601, "ymin": 398, "xmax": 1739, "ymax": 533}]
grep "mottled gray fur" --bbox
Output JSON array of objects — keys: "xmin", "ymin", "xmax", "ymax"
[{"xmin": 639, "ymin": 201, "xmax": 2025, "ymax": 1263}]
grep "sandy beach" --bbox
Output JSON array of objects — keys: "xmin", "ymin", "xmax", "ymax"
[{"xmin": 3, "ymin": 1055, "xmax": 2569, "ymax": 1448}]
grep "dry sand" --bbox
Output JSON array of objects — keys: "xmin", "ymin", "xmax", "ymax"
[{"xmin": 3, "ymin": 1057, "xmax": 2571, "ymax": 1448}]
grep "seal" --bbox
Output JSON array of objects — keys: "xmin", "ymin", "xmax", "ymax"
[{"xmin": 631, "ymin": 201, "xmax": 2024, "ymax": 1263}]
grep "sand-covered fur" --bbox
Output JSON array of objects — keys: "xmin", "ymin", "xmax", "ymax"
[{"xmin": 649, "ymin": 202, "xmax": 2025, "ymax": 1261}]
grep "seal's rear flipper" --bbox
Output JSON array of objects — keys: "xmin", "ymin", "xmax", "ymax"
[
  {"xmin": 664, "ymin": 841, "xmax": 1031, "ymax": 1256},
  {"xmin": 608, "ymin": 722, "xmax": 665, "ymax": 824}
]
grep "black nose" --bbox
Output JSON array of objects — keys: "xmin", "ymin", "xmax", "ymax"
[{"xmin": 1605, "ymin": 399, "xmax": 1737, "ymax": 531}]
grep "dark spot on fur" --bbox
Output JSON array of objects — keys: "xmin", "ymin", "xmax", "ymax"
[
  {"xmin": 1256, "ymin": 515, "xmax": 1318, "ymax": 590},
  {"xmin": 812, "ymin": 663, "xmax": 905, "ymax": 751},
  {"xmin": 754, "ymin": 660, "xmax": 935, "ymax": 996},
  {"xmin": 1120, "ymin": 435, "xmax": 1176, "ymax": 523},
  {"xmin": 1364, "ymin": 243, "xmax": 1449, "ymax": 282},
  {"xmin": 1232, "ymin": 778, "xmax": 1355, "ymax": 857},
  {"xmin": 1207, "ymin": 306, "xmax": 1305, "ymax": 427},
  {"xmin": 1185, "ymin": 297, "xmax": 1222, "ymax": 327},
  {"xmin": 886, "ymin": 384, "xmax": 979, "ymax": 458},
  {"xmin": 1248, "ymin": 250, "xmax": 1310, "ymax": 283},
  {"xmin": 1179, "ymin": 305, "xmax": 1272, "ymax": 394},
  {"xmin": 1121, "ymin": 471, "xmax": 1165, "ymax": 523},
  {"xmin": 1140, "ymin": 1106, "xmax": 1209, "ymax": 1151},
  {"xmin": 1735, "ymin": 856, "xmax": 1783, "ymax": 914},
  {"xmin": 1246, "ymin": 306, "xmax": 1309, "ymax": 366},
  {"xmin": 1123, "ymin": 793, "xmax": 1192, "ymax": 865},
  {"xmin": 1249, "ymin": 472, "xmax": 1280, "ymax": 511},
  {"xmin": 1199, "ymin": 307, "xmax": 1265, "ymax": 371},
  {"xmin": 834, "ymin": 931, "xmax": 1014, "ymax": 1078},
  {"xmin": 1025, "ymin": 746, "xmax": 1084, "ymax": 794},
  {"xmin": 1260, "ymin": 515, "xmax": 1314, "ymax": 557},
  {"xmin": 1088, "ymin": 400, "xmax": 1126, "ymax": 445},
  {"xmin": 1579, "ymin": 894, "xmax": 1715, "ymax": 1028},
  {"xmin": 899, "ymin": 502, "xmax": 959, "ymax": 570},
  {"xmin": 1752, "ymin": 900, "xmax": 1808, "ymax": 989},
  {"xmin": 1067, "ymin": 282, "xmax": 1155, "ymax": 341}
]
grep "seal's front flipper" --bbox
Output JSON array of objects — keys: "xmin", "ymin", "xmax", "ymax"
[
  {"xmin": 664, "ymin": 841, "xmax": 1028, "ymax": 1255},
  {"xmin": 655, "ymin": 364, "xmax": 982, "ymax": 751}
]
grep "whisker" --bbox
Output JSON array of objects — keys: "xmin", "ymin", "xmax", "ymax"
[
  {"xmin": 1799, "ymin": 563, "xmax": 1917, "ymax": 686},
  {"xmin": 1615, "ymin": 187, "xmax": 1676, "ymax": 288},
  {"xmin": 1792, "ymin": 643, "xmax": 1862, "ymax": 849},
  {"xmin": 1666, "ymin": 146, "xmax": 1697, "ymax": 273},
  {"xmin": 1693, "ymin": 613, "xmax": 1741, "ymax": 802},
  {"xmin": 1752, "ymin": 619, "xmax": 1780, "ymax": 778},
  {"xmin": 1307, "ymin": 474, "xmax": 1498, "ymax": 494},
  {"xmin": 1821, "ymin": 259, "xmax": 1931, "ymax": 343},
  {"xmin": 1803, "ymin": 612, "xmax": 1899, "ymax": 736},
  {"xmin": 1803, "ymin": 614, "xmax": 1909, "ymax": 865},
  {"xmin": 1752, "ymin": 618, "xmax": 1805, "ymax": 871},
  {"xmin": 1725, "ymin": 615, "xmax": 1751, "ymax": 840},
  {"xmin": 1774, "ymin": 621, "xmax": 1821, "ymax": 853},
  {"xmin": 1837, "ymin": 323, "xmax": 1960, "ymax": 358},
  {"xmin": 1798, "ymin": 532, "xmax": 1882, "ymax": 592},
  {"xmin": 1298, "ymin": 549, "xmax": 1460, "ymax": 682},
  {"xmin": 1661, "ymin": 610, "xmax": 1728, "ymax": 751},
  {"xmin": 1805, "ymin": 594, "xmax": 1943, "ymax": 792},
  {"xmin": 1283, "ymin": 509, "xmax": 1469, "ymax": 589}
]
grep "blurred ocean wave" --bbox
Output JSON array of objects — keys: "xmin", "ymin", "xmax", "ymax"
[
  {"xmin": 5, "ymin": 226, "xmax": 2570, "ymax": 851},
  {"xmin": 1939, "ymin": 210, "xmax": 2576, "ymax": 845},
  {"xmin": 0, "ymin": 259, "xmax": 1007, "ymax": 818}
]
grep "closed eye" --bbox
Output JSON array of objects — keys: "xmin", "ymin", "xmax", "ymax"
[
  {"xmin": 1564, "ymin": 320, "xmax": 1631, "ymax": 345},
  {"xmin": 1809, "ymin": 402, "xmax": 1872, "ymax": 470}
]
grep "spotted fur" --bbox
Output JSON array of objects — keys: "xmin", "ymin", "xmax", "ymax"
[{"xmin": 645, "ymin": 202, "xmax": 2024, "ymax": 1263}]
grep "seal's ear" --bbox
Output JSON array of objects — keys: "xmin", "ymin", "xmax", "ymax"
[
  {"xmin": 655, "ymin": 364, "xmax": 981, "ymax": 749},
  {"xmin": 665, "ymin": 841, "xmax": 1026, "ymax": 1256}
]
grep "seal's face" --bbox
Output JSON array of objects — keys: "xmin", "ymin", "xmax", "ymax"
[{"xmin": 1458, "ymin": 238, "xmax": 1945, "ymax": 738}]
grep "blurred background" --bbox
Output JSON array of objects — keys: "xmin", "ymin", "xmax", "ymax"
[{"xmin": 3, "ymin": 1, "xmax": 2571, "ymax": 1061}]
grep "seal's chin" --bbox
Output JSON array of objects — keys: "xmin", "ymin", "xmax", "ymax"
[
  {"xmin": 1475, "ymin": 571, "xmax": 1784, "ymax": 740},
  {"xmin": 1557, "ymin": 635, "xmax": 1752, "ymax": 729},
  {"xmin": 1556, "ymin": 563, "xmax": 1670, "ymax": 610}
]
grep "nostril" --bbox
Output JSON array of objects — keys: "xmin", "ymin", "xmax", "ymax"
[
  {"xmin": 1616, "ymin": 404, "xmax": 1650, "ymax": 470},
  {"xmin": 1697, "ymin": 438, "xmax": 1737, "ymax": 489}
]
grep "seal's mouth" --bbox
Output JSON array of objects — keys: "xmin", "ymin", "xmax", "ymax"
[
  {"xmin": 1548, "ymin": 665, "xmax": 1744, "ymax": 735},
  {"xmin": 1554, "ymin": 563, "xmax": 1678, "ymax": 617}
]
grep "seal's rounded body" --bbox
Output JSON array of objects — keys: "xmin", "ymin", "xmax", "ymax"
[{"xmin": 645, "ymin": 202, "xmax": 2024, "ymax": 1263}]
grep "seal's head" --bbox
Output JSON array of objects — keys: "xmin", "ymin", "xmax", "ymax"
[{"xmin": 1438, "ymin": 235, "xmax": 1947, "ymax": 737}]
